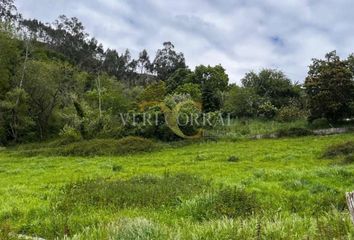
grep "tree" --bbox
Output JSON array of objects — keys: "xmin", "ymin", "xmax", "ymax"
[
  {"xmin": 86, "ymin": 73, "xmax": 132, "ymax": 115},
  {"xmin": 21, "ymin": 15, "xmax": 104, "ymax": 73},
  {"xmin": 102, "ymin": 49, "xmax": 121, "ymax": 78},
  {"xmin": 190, "ymin": 65, "xmax": 229, "ymax": 112},
  {"xmin": 166, "ymin": 68, "xmax": 192, "ymax": 93},
  {"xmin": 304, "ymin": 51, "xmax": 354, "ymax": 122},
  {"xmin": 1, "ymin": 33, "xmax": 34, "ymax": 143},
  {"xmin": 0, "ymin": 88, "xmax": 33, "ymax": 142},
  {"xmin": 223, "ymin": 85, "xmax": 260, "ymax": 118},
  {"xmin": 0, "ymin": 0, "xmax": 21, "ymax": 26},
  {"xmin": 174, "ymin": 83, "xmax": 202, "ymax": 101},
  {"xmin": 347, "ymin": 54, "xmax": 354, "ymax": 76},
  {"xmin": 151, "ymin": 42, "xmax": 186, "ymax": 80},
  {"xmin": 137, "ymin": 49, "xmax": 151, "ymax": 74},
  {"xmin": 0, "ymin": 30, "xmax": 19, "ymax": 96},
  {"xmin": 23, "ymin": 60, "xmax": 76, "ymax": 139},
  {"xmin": 140, "ymin": 81, "xmax": 167, "ymax": 102},
  {"xmin": 241, "ymin": 69, "xmax": 299, "ymax": 108}
]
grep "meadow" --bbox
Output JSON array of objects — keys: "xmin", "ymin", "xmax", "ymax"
[
  {"xmin": 1, "ymin": 132, "xmax": 354, "ymax": 239},
  {"xmin": 2, "ymin": 1, "xmax": 354, "ymax": 239}
]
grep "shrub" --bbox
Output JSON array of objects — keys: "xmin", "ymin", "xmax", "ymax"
[
  {"xmin": 322, "ymin": 141, "xmax": 354, "ymax": 158},
  {"xmin": 58, "ymin": 125, "xmax": 82, "ymax": 145},
  {"xmin": 257, "ymin": 101, "xmax": 278, "ymax": 120},
  {"xmin": 58, "ymin": 136, "xmax": 159, "ymax": 156},
  {"xmin": 223, "ymin": 86, "xmax": 259, "ymax": 118},
  {"xmin": 182, "ymin": 187, "xmax": 259, "ymax": 221},
  {"xmin": 54, "ymin": 174, "xmax": 210, "ymax": 212},
  {"xmin": 174, "ymin": 83, "xmax": 202, "ymax": 101},
  {"xmin": 310, "ymin": 118, "xmax": 330, "ymax": 129},
  {"xmin": 276, "ymin": 127, "xmax": 313, "ymax": 138},
  {"xmin": 59, "ymin": 139, "xmax": 118, "ymax": 156},
  {"xmin": 277, "ymin": 105, "xmax": 306, "ymax": 122},
  {"xmin": 116, "ymin": 136, "xmax": 157, "ymax": 154}
]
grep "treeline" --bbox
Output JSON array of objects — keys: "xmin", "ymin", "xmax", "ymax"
[{"xmin": 1, "ymin": 0, "xmax": 354, "ymax": 145}]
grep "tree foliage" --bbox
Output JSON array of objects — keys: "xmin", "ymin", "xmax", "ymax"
[
  {"xmin": 190, "ymin": 65, "xmax": 229, "ymax": 112},
  {"xmin": 304, "ymin": 51, "xmax": 354, "ymax": 122},
  {"xmin": 223, "ymin": 85, "xmax": 260, "ymax": 118},
  {"xmin": 151, "ymin": 42, "xmax": 186, "ymax": 80},
  {"xmin": 1, "ymin": 0, "xmax": 354, "ymax": 145},
  {"xmin": 166, "ymin": 68, "xmax": 192, "ymax": 93},
  {"xmin": 242, "ymin": 69, "xmax": 299, "ymax": 108},
  {"xmin": 0, "ymin": 0, "xmax": 21, "ymax": 25}
]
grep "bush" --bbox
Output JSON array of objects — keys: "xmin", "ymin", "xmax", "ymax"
[
  {"xmin": 277, "ymin": 105, "xmax": 306, "ymax": 122},
  {"xmin": 174, "ymin": 83, "xmax": 202, "ymax": 101},
  {"xmin": 58, "ymin": 125, "xmax": 82, "ymax": 145},
  {"xmin": 182, "ymin": 187, "xmax": 259, "ymax": 221},
  {"xmin": 276, "ymin": 128, "xmax": 313, "ymax": 138},
  {"xmin": 310, "ymin": 118, "xmax": 330, "ymax": 129},
  {"xmin": 54, "ymin": 174, "xmax": 210, "ymax": 211},
  {"xmin": 258, "ymin": 101, "xmax": 278, "ymax": 120},
  {"xmin": 223, "ymin": 86, "xmax": 259, "ymax": 118},
  {"xmin": 116, "ymin": 136, "xmax": 158, "ymax": 154},
  {"xmin": 322, "ymin": 141, "xmax": 354, "ymax": 158}
]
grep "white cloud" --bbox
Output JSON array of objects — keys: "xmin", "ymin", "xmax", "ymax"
[{"xmin": 15, "ymin": 0, "xmax": 354, "ymax": 83}]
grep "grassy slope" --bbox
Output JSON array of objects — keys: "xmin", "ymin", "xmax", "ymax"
[{"xmin": 1, "ymin": 133, "xmax": 354, "ymax": 239}]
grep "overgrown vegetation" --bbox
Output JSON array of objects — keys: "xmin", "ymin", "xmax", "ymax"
[
  {"xmin": 1, "ymin": 0, "xmax": 354, "ymax": 146},
  {"xmin": 2, "ymin": 0, "xmax": 354, "ymax": 239},
  {"xmin": 276, "ymin": 127, "xmax": 313, "ymax": 138},
  {"xmin": 10, "ymin": 136, "xmax": 161, "ymax": 157},
  {"xmin": 322, "ymin": 141, "xmax": 354, "ymax": 159},
  {"xmin": 55, "ymin": 174, "xmax": 210, "ymax": 211},
  {"xmin": 180, "ymin": 187, "xmax": 259, "ymax": 221},
  {"xmin": 58, "ymin": 136, "xmax": 159, "ymax": 156},
  {"xmin": 0, "ymin": 134, "xmax": 354, "ymax": 239}
]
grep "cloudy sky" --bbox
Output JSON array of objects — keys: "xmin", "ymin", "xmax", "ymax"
[{"xmin": 15, "ymin": 0, "xmax": 354, "ymax": 83}]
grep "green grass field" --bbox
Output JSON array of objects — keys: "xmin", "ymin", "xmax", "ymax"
[{"xmin": 1, "ymin": 133, "xmax": 354, "ymax": 239}]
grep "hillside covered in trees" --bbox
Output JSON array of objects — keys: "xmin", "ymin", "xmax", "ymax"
[{"xmin": 1, "ymin": 0, "xmax": 354, "ymax": 146}]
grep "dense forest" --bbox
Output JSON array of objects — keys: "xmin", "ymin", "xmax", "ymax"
[{"xmin": 1, "ymin": 0, "xmax": 354, "ymax": 145}]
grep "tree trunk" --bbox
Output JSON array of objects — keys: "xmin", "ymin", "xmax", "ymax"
[
  {"xmin": 96, "ymin": 74, "xmax": 102, "ymax": 119},
  {"xmin": 19, "ymin": 37, "xmax": 30, "ymax": 90},
  {"xmin": 346, "ymin": 191, "xmax": 354, "ymax": 225}
]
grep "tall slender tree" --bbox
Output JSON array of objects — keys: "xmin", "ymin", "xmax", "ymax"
[
  {"xmin": 137, "ymin": 49, "xmax": 151, "ymax": 74},
  {"xmin": 151, "ymin": 42, "xmax": 186, "ymax": 80}
]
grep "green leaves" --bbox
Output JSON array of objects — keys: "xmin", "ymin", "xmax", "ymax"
[{"xmin": 305, "ymin": 51, "xmax": 354, "ymax": 122}]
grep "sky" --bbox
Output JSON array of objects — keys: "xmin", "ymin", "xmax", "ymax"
[{"xmin": 15, "ymin": 0, "xmax": 354, "ymax": 84}]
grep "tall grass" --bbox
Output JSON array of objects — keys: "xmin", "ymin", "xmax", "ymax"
[
  {"xmin": 64, "ymin": 211, "xmax": 354, "ymax": 240},
  {"xmin": 208, "ymin": 119, "xmax": 308, "ymax": 139}
]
